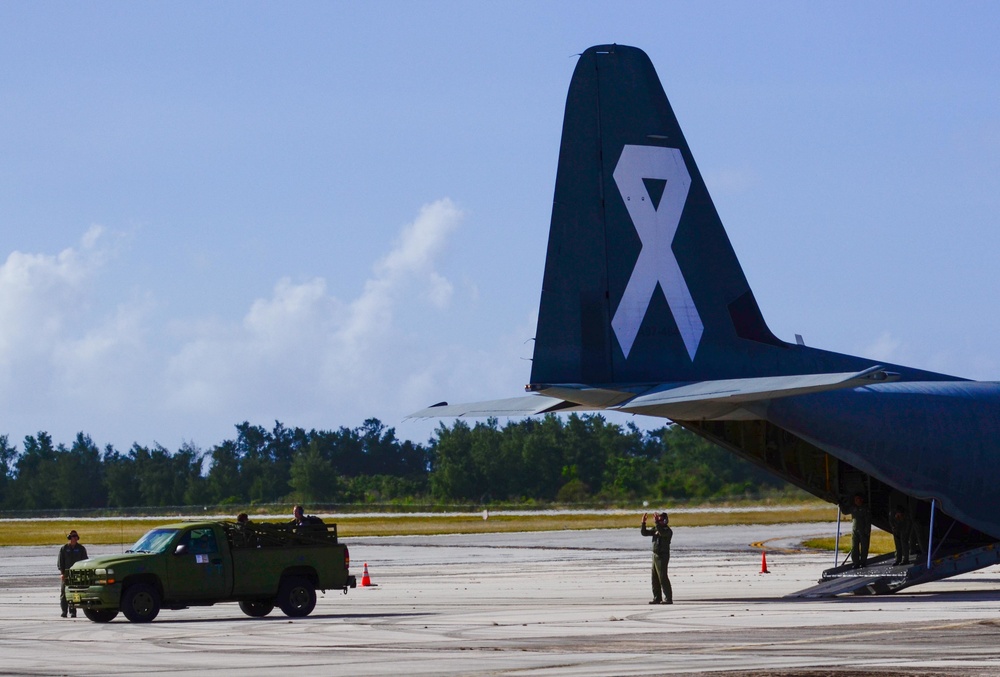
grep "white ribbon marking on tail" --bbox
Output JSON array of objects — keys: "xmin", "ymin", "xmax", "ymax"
[{"xmin": 611, "ymin": 145, "xmax": 702, "ymax": 361}]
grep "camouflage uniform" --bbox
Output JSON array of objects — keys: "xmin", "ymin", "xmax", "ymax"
[{"xmin": 641, "ymin": 514, "xmax": 673, "ymax": 604}]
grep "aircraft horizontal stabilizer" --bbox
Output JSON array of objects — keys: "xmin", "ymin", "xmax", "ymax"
[
  {"xmin": 411, "ymin": 367, "xmax": 894, "ymax": 422},
  {"xmin": 615, "ymin": 366, "xmax": 897, "ymax": 419},
  {"xmin": 407, "ymin": 395, "xmax": 585, "ymax": 420}
]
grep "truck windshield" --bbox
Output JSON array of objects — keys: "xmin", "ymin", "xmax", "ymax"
[{"xmin": 127, "ymin": 528, "xmax": 180, "ymax": 554}]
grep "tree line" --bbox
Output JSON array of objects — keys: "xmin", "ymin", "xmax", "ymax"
[{"xmin": 0, "ymin": 414, "xmax": 793, "ymax": 511}]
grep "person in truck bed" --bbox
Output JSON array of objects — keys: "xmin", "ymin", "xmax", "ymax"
[{"xmin": 291, "ymin": 505, "xmax": 326, "ymax": 535}]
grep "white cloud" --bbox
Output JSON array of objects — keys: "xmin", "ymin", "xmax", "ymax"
[
  {"xmin": 52, "ymin": 298, "xmax": 152, "ymax": 404},
  {"xmin": 0, "ymin": 226, "xmax": 164, "ymax": 444},
  {"xmin": 862, "ymin": 331, "xmax": 904, "ymax": 363},
  {"xmin": 0, "ymin": 227, "xmax": 100, "ymax": 362},
  {"xmin": 0, "ymin": 199, "xmax": 535, "ymax": 449},
  {"xmin": 0, "ymin": 226, "xmax": 129, "ymax": 388},
  {"xmin": 341, "ymin": 198, "xmax": 462, "ymax": 353},
  {"xmin": 164, "ymin": 198, "xmax": 466, "ymax": 430}
]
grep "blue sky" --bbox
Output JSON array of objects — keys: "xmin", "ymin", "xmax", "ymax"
[{"xmin": 1, "ymin": 2, "xmax": 998, "ymax": 452}]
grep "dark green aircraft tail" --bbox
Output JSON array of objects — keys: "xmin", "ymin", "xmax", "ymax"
[
  {"xmin": 530, "ymin": 44, "xmax": 786, "ymax": 387},
  {"xmin": 417, "ymin": 44, "xmax": 999, "ymax": 571}
]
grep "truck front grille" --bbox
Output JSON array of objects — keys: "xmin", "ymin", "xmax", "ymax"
[{"xmin": 66, "ymin": 569, "xmax": 96, "ymax": 587}]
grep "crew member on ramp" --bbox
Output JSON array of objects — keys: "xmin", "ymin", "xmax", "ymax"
[{"xmin": 847, "ymin": 494, "xmax": 872, "ymax": 569}]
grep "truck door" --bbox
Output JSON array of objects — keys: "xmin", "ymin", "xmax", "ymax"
[{"xmin": 167, "ymin": 526, "xmax": 233, "ymax": 600}]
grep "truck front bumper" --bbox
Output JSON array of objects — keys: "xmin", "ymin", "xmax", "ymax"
[{"xmin": 65, "ymin": 583, "xmax": 122, "ymax": 610}]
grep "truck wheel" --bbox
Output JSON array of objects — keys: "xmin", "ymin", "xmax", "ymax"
[
  {"xmin": 121, "ymin": 583, "xmax": 161, "ymax": 623},
  {"xmin": 238, "ymin": 600, "xmax": 275, "ymax": 617},
  {"xmin": 83, "ymin": 608, "xmax": 119, "ymax": 623},
  {"xmin": 277, "ymin": 576, "xmax": 316, "ymax": 617}
]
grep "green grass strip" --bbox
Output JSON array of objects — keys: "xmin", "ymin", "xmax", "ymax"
[{"xmin": 0, "ymin": 503, "xmax": 846, "ymax": 547}]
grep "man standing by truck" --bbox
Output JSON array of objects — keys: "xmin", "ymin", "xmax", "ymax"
[
  {"xmin": 640, "ymin": 512, "xmax": 672, "ymax": 605},
  {"xmin": 58, "ymin": 530, "xmax": 88, "ymax": 617}
]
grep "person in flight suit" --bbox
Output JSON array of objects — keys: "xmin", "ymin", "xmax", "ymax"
[
  {"xmin": 847, "ymin": 493, "xmax": 871, "ymax": 569},
  {"xmin": 889, "ymin": 504, "xmax": 912, "ymax": 565},
  {"xmin": 641, "ymin": 511, "xmax": 673, "ymax": 604},
  {"xmin": 57, "ymin": 530, "xmax": 88, "ymax": 618}
]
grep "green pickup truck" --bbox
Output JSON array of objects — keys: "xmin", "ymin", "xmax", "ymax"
[{"xmin": 65, "ymin": 520, "xmax": 356, "ymax": 623}]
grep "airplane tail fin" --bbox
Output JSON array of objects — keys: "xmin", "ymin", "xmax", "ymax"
[{"xmin": 530, "ymin": 45, "xmax": 785, "ymax": 387}]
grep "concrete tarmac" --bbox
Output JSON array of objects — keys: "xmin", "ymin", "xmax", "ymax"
[{"xmin": 4, "ymin": 523, "xmax": 1000, "ymax": 676}]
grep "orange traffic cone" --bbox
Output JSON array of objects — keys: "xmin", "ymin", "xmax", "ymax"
[
  {"xmin": 361, "ymin": 562, "xmax": 372, "ymax": 586},
  {"xmin": 760, "ymin": 551, "xmax": 770, "ymax": 574}
]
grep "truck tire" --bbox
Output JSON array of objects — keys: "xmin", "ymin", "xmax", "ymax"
[
  {"xmin": 277, "ymin": 576, "xmax": 316, "ymax": 617},
  {"xmin": 83, "ymin": 608, "xmax": 119, "ymax": 623},
  {"xmin": 120, "ymin": 583, "xmax": 161, "ymax": 623},
  {"xmin": 238, "ymin": 600, "xmax": 275, "ymax": 617}
]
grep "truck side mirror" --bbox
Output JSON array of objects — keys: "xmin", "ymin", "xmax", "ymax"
[{"xmin": 174, "ymin": 544, "xmax": 188, "ymax": 556}]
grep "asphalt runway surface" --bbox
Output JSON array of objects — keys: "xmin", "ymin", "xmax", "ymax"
[{"xmin": 3, "ymin": 523, "xmax": 1000, "ymax": 676}]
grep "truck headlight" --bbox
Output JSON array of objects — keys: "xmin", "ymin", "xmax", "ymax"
[{"xmin": 94, "ymin": 568, "xmax": 116, "ymax": 585}]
